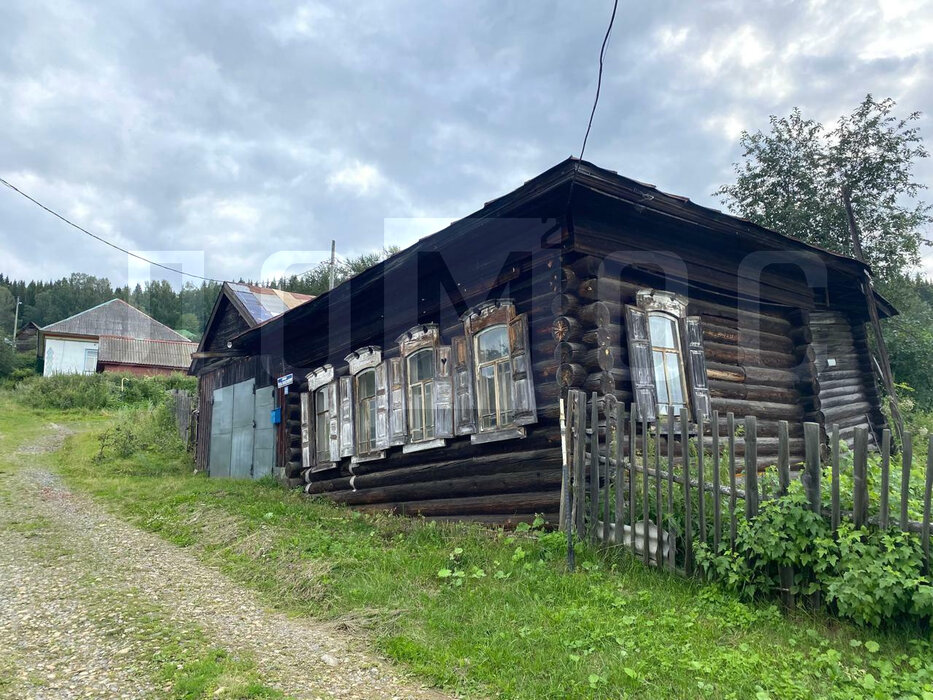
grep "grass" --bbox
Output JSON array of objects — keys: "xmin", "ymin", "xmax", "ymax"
[{"xmin": 3, "ymin": 394, "xmax": 933, "ymax": 698}]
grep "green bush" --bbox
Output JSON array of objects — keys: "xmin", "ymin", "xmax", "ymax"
[
  {"xmin": 13, "ymin": 372, "xmax": 196, "ymax": 411},
  {"xmin": 95, "ymin": 399, "xmax": 189, "ymax": 469}
]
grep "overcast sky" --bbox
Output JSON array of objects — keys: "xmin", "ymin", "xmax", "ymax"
[{"xmin": 1, "ymin": 0, "xmax": 931, "ymax": 287}]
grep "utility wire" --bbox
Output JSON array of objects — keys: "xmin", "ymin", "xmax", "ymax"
[
  {"xmin": 0, "ymin": 176, "xmax": 223, "ymax": 283},
  {"xmin": 564, "ymin": 0, "xmax": 620, "ymax": 218}
]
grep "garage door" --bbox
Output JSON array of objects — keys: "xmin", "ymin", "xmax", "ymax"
[{"xmin": 230, "ymin": 379, "xmax": 256, "ymax": 479}]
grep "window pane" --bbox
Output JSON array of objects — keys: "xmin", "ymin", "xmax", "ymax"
[
  {"xmin": 479, "ymin": 365, "xmax": 497, "ymax": 430},
  {"xmin": 357, "ymin": 370, "xmax": 376, "ymax": 399},
  {"xmin": 649, "ymin": 314, "xmax": 677, "ymax": 349},
  {"xmin": 666, "ymin": 353, "xmax": 684, "ymax": 406},
  {"xmin": 408, "ymin": 349, "xmax": 435, "ymax": 382},
  {"xmin": 497, "ymin": 361, "xmax": 513, "ymax": 424},
  {"xmin": 653, "ymin": 350, "xmax": 669, "ymax": 405},
  {"xmin": 476, "ymin": 325, "xmax": 510, "ymax": 364},
  {"xmin": 424, "ymin": 380, "xmax": 435, "ymax": 438},
  {"xmin": 411, "ymin": 388, "xmax": 424, "ymax": 442}
]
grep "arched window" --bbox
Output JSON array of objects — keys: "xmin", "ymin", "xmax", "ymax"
[
  {"xmin": 355, "ymin": 368, "xmax": 378, "ymax": 453},
  {"xmin": 474, "ymin": 324, "xmax": 514, "ymax": 431},
  {"xmin": 648, "ymin": 312, "xmax": 687, "ymax": 416},
  {"xmin": 407, "ymin": 347, "xmax": 436, "ymax": 442}
]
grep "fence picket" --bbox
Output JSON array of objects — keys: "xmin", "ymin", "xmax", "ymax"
[
  {"xmin": 745, "ymin": 416, "xmax": 759, "ymax": 518},
  {"xmin": 924, "ymin": 436, "xmax": 933, "ymax": 573},
  {"xmin": 803, "ymin": 422, "xmax": 821, "ymax": 515},
  {"xmin": 681, "ymin": 407, "xmax": 693, "ymax": 576},
  {"xmin": 880, "ymin": 429, "xmax": 891, "ymax": 530},
  {"xmin": 589, "ymin": 395, "xmax": 599, "ymax": 542},
  {"xmin": 712, "ymin": 410, "xmax": 721, "ymax": 554},
  {"xmin": 831, "ymin": 424, "xmax": 841, "ymax": 533},
  {"xmin": 778, "ymin": 420, "xmax": 790, "ymax": 496},
  {"xmin": 666, "ymin": 409, "xmax": 675, "ymax": 571},
  {"xmin": 728, "ymin": 412, "xmax": 737, "ymax": 550},
  {"xmin": 629, "ymin": 410, "xmax": 637, "ymax": 559},
  {"xmin": 603, "ymin": 399, "xmax": 612, "ymax": 544},
  {"xmin": 655, "ymin": 424, "xmax": 663, "ymax": 561},
  {"xmin": 853, "ymin": 427, "xmax": 869, "ymax": 528},
  {"xmin": 614, "ymin": 403, "xmax": 625, "ymax": 546},
  {"xmin": 642, "ymin": 416, "xmax": 650, "ymax": 565},
  {"xmin": 901, "ymin": 434, "xmax": 913, "ymax": 533}
]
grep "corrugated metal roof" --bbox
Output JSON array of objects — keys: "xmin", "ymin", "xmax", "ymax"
[
  {"xmin": 226, "ymin": 283, "xmax": 314, "ymax": 324},
  {"xmin": 97, "ymin": 335, "xmax": 196, "ymax": 369},
  {"xmin": 41, "ymin": 299, "xmax": 188, "ymax": 341}
]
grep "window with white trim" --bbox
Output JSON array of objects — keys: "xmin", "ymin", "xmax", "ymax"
[
  {"xmin": 474, "ymin": 325, "xmax": 514, "ymax": 431},
  {"xmin": 647, "ymin": 312, "xmax": 687, "ymax": 416},
  {"xmin": 355, "ymin": 368, "xmax": 378, "ymax": 454},
  {"xmin": 314, "ymin": 385, "xmax": 330, "ymax": 463},
  {"xmin": 407, "ymin": 348, "xmax": 436, "ymax": 442}
]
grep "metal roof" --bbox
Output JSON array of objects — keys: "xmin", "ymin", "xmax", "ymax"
[
  {"xmin": 226, "ymin": 283, "xmax": 314, "ymax": 324},
  {"xmin": 40, "ymin": 299, "xmax": 188, "ymax": 341},
  {"xmin": 97, "ymin": 335, "xmax": 196, "ymax": 370}
]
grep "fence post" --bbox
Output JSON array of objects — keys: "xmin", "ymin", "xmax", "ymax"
[
  {"xmin": 852, "ymin": 427, "xmax": 869, "ymax": 528},
  {"xmin": 573, "ymin": 391, "xmax": 586, "ymax": 538},
  {"xmin": 629, "ymin": 409, "xmax": 637, "ymax": 558},
  {"xmin": 642, "ymin": 415, "xmax": 650, "ymax": 566},
  {"xmin": 778, "ymin": 420, "xmax": 790, "ymax": 496},
  {"xmin": 744, "ymin": 416, "xmax": 759, "ymax": 518},
  {"xmin": 697, "ymin": 412, "xmax": 707, "ymax": 547},
  {"xmin": 712, "ymin": 410, "xmax": 721, "ymax": 554},
  {"xmin": 614, "ymin": 403, "xmax": 625, "ymax": 546},
  {"xmin": 603, "ymin": 398, "xmax": 614, "ymax": 545},
  {"xmin": 802, "ymin": 422, "xmax": 822, "ymax": 515},
  {"xmin": 727, "ymin": 412, "xmax": 737, "ymax": 550}
]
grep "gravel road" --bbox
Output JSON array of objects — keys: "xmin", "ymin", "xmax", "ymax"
[{"xmin": 0, "ymin": 424, "xmax": 449, "ymax": 700}]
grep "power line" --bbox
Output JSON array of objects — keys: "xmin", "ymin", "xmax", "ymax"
[
  {"xmin": 565, "ymin": 0, "xmax": 620, "ymax": 219},
  {"xmin": 0, "ymin": 176, "xmax": 223, "ymax": 283},
  {"xmin": 578, "ymin": 0, "xmax": 619, "ymax": 161}
]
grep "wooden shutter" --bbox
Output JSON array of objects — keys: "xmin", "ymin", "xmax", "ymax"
[
  {"xmin": 374, "ymin": 361, "xmax": 390, "ymax": 451},
  {"xmin": 452, "ymin": 335, "xmax": 477, "ymax": 435},
  {"xmin": 626, "ymin": 305, "xmax": 658, "ymax": 422},
  {"xmin": 326, "ymin": 381, "xmax": 339, "ymax": 462},
  {"xmin": 300, "ymin": 391, "xmax": 313, "ymax": 468},
  {"xmin": 387, "ymin": 357, "xmax": 406, "ymax": 446},
  {"xmin": 682, "ymin": 316, "xmax": 712, "ymax": 421},
  {"xmin": 434, "ymin": 345, "xmax": 454, "ymax": 438},
  {"xmin": 508, "ymin": 314, "xmax": 537, "ymax": 426},
  {"xmin": 338, "ymin": 375, "xmax": 354, "ymax": 458}
]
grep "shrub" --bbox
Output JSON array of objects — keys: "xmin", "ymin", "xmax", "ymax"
[{"xmin": 13, "ymin": 372, "xmax": 195, "ymax": 411}]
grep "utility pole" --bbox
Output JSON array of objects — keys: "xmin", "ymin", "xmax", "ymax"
[
  {"xmin": 841, "ymin": 186, "xmax": 904, "ymax": 446},
  {"xmin": 328, "ymin": 240, "xmax": 336, "ymax": 291},
  {"xmin": 12, "ymin": 296, "xmax": 21, "ymax": 343}
]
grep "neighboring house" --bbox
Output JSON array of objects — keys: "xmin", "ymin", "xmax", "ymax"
[
  {"xmin": 200, "ymin": 158, "xmax": 890, "ymax": 524},
  {"xmin": 38, "ymin": 299, "xmax": 190, "ymax": 376},
  {"xmin": 15, "ymin": 321, "xmax": 39, "ymax": 354},
  {"xmin": 189, "ymin": 283, "xmax": 314, "ymax": 481},
  {"xmin": 96, "ymin": 335, "xmax": 196, "ymax": 376}
]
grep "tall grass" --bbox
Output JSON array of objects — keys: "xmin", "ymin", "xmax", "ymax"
[{"xmin": 13, "ymin": 372, "xmax": 196, "ymax": 411}]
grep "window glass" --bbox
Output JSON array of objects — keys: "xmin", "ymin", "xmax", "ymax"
[
  {"xmin": 356, "ymin": 369, "xmax": 377, "ymax": 452},
  {"xmin": 649, "ymin": 315, "xmax": 677, "ymax": 349},
  {"xmin": 648, "ymin": 312, "xmax": 686, "ymax": 416},
  {"xmin": 474, "ymin": 325, "xmax": 514, "ymax": 431},
  {"xmin": 314, "ymin": 386, "xmax": 329, "ymax": 462},
  {"xmin": 407, "ymin": 348, "xmax": 436, "ymax": 442}
]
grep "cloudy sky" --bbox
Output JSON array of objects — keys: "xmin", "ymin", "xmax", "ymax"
[{"xmin": 1, "ymin": 0, "xmax": 931, "ymax": 287}]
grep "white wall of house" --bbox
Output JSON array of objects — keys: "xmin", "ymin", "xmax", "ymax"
[{"xmin": 43, "ymin": 337, "xmax": 99, "ymax": 376}]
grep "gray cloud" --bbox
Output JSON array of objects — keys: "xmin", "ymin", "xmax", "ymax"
[{"xmin": 1, "ymin": 0, "xmax": 931, "ymax": 285}]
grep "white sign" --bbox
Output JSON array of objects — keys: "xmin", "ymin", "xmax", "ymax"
[{"xmin": 277, "ymin": 373, "xmax": 294, "ymax": 389}]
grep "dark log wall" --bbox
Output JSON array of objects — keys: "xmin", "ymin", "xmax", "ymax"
[
  {"xmin": 809, "ymin": 311, "xmax": 885, "ymax": 446},
  {"xmin": 286, "ymin": 216, "xmax": 567, "ymax": 524}
]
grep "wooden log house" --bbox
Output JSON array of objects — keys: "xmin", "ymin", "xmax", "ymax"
[{"xmin": 207, "ymin": 158, "xmax": 893, "ymax": 524}]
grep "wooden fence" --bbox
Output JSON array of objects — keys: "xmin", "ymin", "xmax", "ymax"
[
  {"xmin": 560, "ymin": 389, "xmax": 933, "ymax": 587},
  {"xmin": 170, "ymin": 389, "xmax": 196, "ymax": 451}
]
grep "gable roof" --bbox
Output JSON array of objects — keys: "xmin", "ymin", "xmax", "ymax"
[
  {"xmin": 40, "ymin": 299, "xmax": 188, "ymax": 341},
  {"xmin": 97, "ymin": 335, "xmax": 196, "ymax": 370},
  {"xmin": 233, "ymin": 157, "xmax": 893, "ymax": 354}
]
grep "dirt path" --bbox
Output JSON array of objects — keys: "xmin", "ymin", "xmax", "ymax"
[{"xmin": 0, "ymin": 425, "xmax": 449, "ymax": 700}]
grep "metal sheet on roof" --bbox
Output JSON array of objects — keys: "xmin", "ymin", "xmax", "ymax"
[
  {"xmin": 97, "ymin": 335, "xmax": 196, "ymax": 369},
  {"xmin": 227, "ymin": 283, "xmax": 313, "ymax": 324}
]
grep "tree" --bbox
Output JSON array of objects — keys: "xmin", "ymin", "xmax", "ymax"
[
  {"xmin": 716, "ymin": 95, "xmax": 931, "ymax": 282},
  {"xmin": 716, "ymin": 96, "xmax": 933, "ymax": 408}
]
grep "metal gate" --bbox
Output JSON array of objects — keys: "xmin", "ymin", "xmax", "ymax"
[
  {"xmin": 252, "ymin": 386, "xmax": 276, "ymax": 479},
  {"xmin": 208, "ymin": 379, "xmax": 276, "ymax": 480}
]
